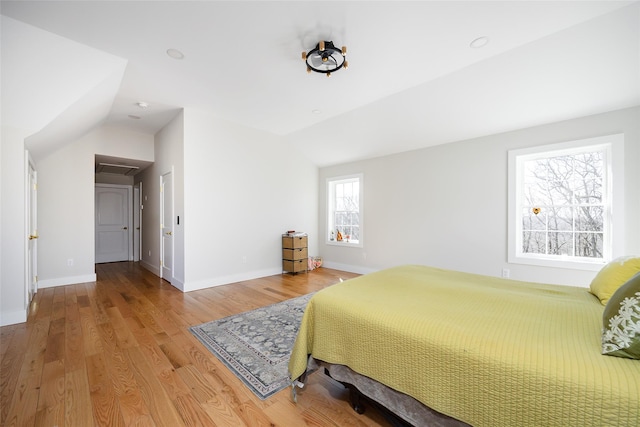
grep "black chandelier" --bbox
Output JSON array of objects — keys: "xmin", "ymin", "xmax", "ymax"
[{"xmin": 302, "ymin": 41, "xmax": 348, "ymax": 77}]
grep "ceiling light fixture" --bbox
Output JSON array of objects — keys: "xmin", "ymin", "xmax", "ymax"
[
  {"xmin": 302, "ymin": 41, "xmax": 348, "ymax": 77},
  {"xmin": 128, "ymin": 115, "xmax": 141, "ymax": 120},
  {"xmin": 166, "ymin": 48, "xmax": 185, "ymax": 59},
  {"xmin": 136, "ymin": 101, "xmax": 149, "ymax": 109},
  {"xmin": 470, "ymin": 36, "xmax": 489, "ymax": 49}
]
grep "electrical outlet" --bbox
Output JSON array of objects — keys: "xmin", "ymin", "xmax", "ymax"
[
  {"xmin": 67, "ymin": 259, "xmax": 74, "ymax": 266},
  {"xmin": 501, "ymin": 268, "xmax": 510, "ymax": 278},
  {"xmin": 242, "ymin": 256, "xmax": 247, "ymax": 264}
]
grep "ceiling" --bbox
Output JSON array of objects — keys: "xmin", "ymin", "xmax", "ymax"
[{"xmin": 1, "ymin": 1, "xmax": 639, "ymax": 166}]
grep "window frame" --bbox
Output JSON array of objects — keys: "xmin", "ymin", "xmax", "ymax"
[
  {"xmin": 326, "ymin": 173, "xmax": 363, "ymax": 248},
  {"xmin": 508, "ymin": 134, "xmax": 624, "ymax": 271}
]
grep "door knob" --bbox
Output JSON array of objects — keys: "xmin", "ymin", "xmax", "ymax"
[
  {"xmin": 123, "ymin": 226, "xmax": 128, "ymax": 230},
  {"xmin": 167, "ymin": 231, "xmax": 172, "ymax": 236},
  {"xmin": 28, "ymin": 235, "xmax": 39, "ymax": 240}
]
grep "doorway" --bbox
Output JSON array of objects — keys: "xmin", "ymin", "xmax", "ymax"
[
  {"xmin": 95, "ymin": 184, "xmax": 132, "ymax": 263},
  {"xmin": 26, "ymin": 153, "xmax": 38, "ymax": 306}
]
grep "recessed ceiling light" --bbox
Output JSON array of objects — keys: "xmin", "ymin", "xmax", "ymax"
[
  {"xmin": 128, "ymin": 115, "xmax": 141, "ymax": 120},
  {"xmin": 166, "ymin": 48, "xmax": 185, "ymax": 59},
  {"xmin": 470, "ymin": 36, "xmax": 489, "ymax": 49},
  {"xmin": 312, "ymin": 109, "xmax": 322, "ymax": 114},
  {"xmin": 136, "ymin": 101, "xmax": 149, "ymax": 109}
]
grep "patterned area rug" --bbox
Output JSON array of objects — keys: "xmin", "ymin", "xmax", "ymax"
[{"xmin": 189, "ymin": 293, "xmax": 314, "ymax": 400}]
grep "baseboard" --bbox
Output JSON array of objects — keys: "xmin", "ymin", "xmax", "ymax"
[
  {"xmin": 38, "ymin": 273, "xmax": 97, "ymax": 289},
  {"xmin": 168, "ymin": 278, "xmax": 185, "ymax": 292},
  {"xmin": 138, "ymin": 260, "xmax": 184, "ymax": 290},
  {"xmin": 139, "ymin": 259, "xmax": 160, "ymax": 276},
  {"xmin": 321, "ymin": 261, "xmax": 377, "ymax": 275},
  {"xmin": 115, "ymin": 261, "xmax": 369, "ymax": 293},
  {"xmin": 181, "ymin": 264, "xmax": 373, "ymax": 293},
  {"xmin": 183, "ymin": 267, "xmax": 282, "ymax": 292},
  {"xmin": 1, "ymin": 308, "xmax": 28, "ymax": 326}
]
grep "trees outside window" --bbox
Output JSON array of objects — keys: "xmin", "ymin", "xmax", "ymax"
[
  {"xmin": 509, "ymin": 134, "xmax": 624, "ymax": 270},
  {"xmin": 327, "ymin": 174, "xmax": 362, "ymax": 246},
  {"xmin": 521, "ymin": 149, "xmax": 605, "ymax": 258}
]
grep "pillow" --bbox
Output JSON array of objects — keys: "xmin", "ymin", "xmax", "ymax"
[
  {"xmin": 589, "ymin": 256, "xmax": 640, "ymax": 305},
  {"xmin": 601, "ymin": 272, "xmax": 640, "ymax": 359}
]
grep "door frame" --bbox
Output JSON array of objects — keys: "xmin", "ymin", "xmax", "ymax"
[
  {"xmin": 25, "ymin": 150, "xmax": 38, "ymax": 308},
  {"xmin": 94, "ymin": 183, "xmax": 133, "ymax": 262},
  {"xmin": 133, "ymin": 184, "xmax": 141, "ymax": 262}
]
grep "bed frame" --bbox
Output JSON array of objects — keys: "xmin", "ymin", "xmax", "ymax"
[{"xmin": 309, "ymin": 358, "xmax": 469, "ymax": 426}]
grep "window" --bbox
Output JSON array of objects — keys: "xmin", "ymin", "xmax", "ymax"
[
  {"xmin": 508, "ymin": 134, "xmax": 624, "ymax": 270},
  {"xmin": 327, "ymin": 174, "xmax": 362, "ymax": 247}
]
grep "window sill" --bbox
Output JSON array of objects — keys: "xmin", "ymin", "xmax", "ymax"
[
  {"xmin": 508, "ymin": 254, "xmax": 606, "ymax": 272},
  {"xmin": 326, "ymin": 240, "xmax": 363, "ymax": 248}
]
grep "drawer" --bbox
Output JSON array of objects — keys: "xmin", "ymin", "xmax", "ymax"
[
  {"xmin": 283, "ymin": 247, "xmax": 308, "ymax": 261},
  {"xmin": 282, "ymin": 235, "xmax": 307, "ymax": 249},
  {"xmin": 283, "ymin": 259, "xmax": 307, "ymax": 273}
]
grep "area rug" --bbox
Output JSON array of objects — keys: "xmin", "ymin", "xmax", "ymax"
[{"xmin": 189, "ymin": 293, "xmax": 314, "ymax": 400}]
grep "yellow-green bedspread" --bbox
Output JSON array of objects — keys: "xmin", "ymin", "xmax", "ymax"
[{"xmin": 288, "ymin": 265, "xmax": 640, "ymax": 427}]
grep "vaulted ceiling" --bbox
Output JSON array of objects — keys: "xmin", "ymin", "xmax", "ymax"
[{"xmin": 2, "ymin": 1, "xmax": 638, "ymax": 166}]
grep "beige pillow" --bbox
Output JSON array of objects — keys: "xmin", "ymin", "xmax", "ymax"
[{"xmin": 589, "ymin": 256, "xmax": 640, "ymax": 305}]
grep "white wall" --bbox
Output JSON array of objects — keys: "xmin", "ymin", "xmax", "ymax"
[
  {"xmin": 37, "ymin": 126, "xmax": 154, "ymax": 288},
  {"xmin": 0, "ymin": 126, "xmax": 28, "ymax": 326},
  {"xmin": 137, "ymin": 111, "xmax": 185, "ymax": 286},
  {"xmin": 181, "ymin": 108, "xmax": 318, "ymax": 291},
  {"xmin": 136, "ymin": 164, "xmax": 160, "ymax": 276},
  {"xmin": 159, "ymin": 112, "xmax": 185, "ymax": 286},
  {"xmin": 319, "ymin": 107, "xmax": 640, "ymax": 287}
]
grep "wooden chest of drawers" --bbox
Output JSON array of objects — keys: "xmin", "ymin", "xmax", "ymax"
[{"xmin": 282, "ymin": 235, "xmax": 308, "ymax": 273}]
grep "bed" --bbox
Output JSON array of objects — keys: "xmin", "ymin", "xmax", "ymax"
[{"xmin": 288, "ymin": 264, "xmax": 640, "ymax": 427}]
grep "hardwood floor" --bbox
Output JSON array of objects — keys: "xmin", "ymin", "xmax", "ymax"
[{"xmin": 1, "ymin": 262, "xmax": 394, "ymax": 426}]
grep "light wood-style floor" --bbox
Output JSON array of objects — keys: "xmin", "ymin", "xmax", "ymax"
[{"xmin": 1, "ymin": 262, "xmax": 394, "ymax": 427}]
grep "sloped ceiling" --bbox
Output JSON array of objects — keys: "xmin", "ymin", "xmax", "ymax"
[
  {"xmin": 1, "ymin": 1, "xmax": 638, "ymax": 166},
  {"xmin": 0, "ymin": 15, "xmax": 128, "ymax": 160}
]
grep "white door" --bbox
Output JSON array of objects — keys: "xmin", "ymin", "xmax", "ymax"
[
  {"xmin": 137, "ymin": 182, "xmax": 143, "ymax": 261},
  {"xmin": 95, "ymin": 186, "xmax": 130, "ymax": 263},
  {"xmin": 133, "ymin": 185, "xmax": 140, "ymax": 262},
  {"xmin": 27, "ymin": 158, "xmax": 38, "ymax": 304},
  {"xmin": 160, "ymin": 172, "xmax": 173, "ymax": 281}
]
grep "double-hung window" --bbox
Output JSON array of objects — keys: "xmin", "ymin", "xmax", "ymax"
[
  {"xmin": 508, "ymin": 134, "xmax": 624, "ymax": 270},
  {"xmin": 327, "ymin": 174, "xmax": 362, "ymax": 247}
]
